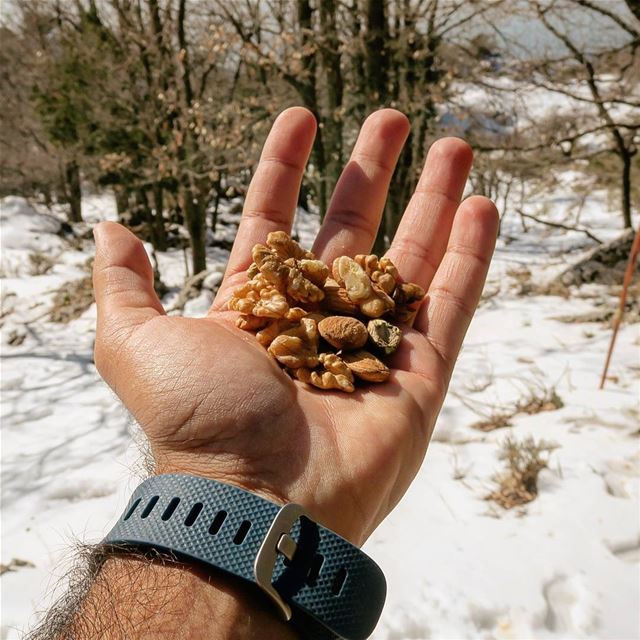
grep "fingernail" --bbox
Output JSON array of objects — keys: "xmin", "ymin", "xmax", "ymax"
[{"xmin": 93, "ymin": 224, "xmax": 104, "ymax": 250}]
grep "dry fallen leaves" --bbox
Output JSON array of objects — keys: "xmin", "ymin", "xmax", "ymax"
[{"xmin": 228, "ymin": 232, "xmax": 426, "ymax": 393}]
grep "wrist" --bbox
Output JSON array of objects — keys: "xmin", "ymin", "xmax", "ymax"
[
  {"xmin": 101, "ymin": 473, "xmax": 387, "ymax": 638},
  {"xmin": 152, "ymin": 452, "xmax": 291, "ymax": 511},
  {"xmin": 152, "ymin": 445, "xmax": 373, "ymax": 546},
  {"xmin": 72, "ymin": 552, "xmax": 298, "ymax": 640}
]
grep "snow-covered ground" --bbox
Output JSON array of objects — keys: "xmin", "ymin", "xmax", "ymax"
[{"xmin": 1, "ymin": 187, "xmax": 638, "ymax": 640}]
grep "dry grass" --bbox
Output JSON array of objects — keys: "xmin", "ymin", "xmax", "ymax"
[
  {"xmin": 487, "ymin": 436, "xmax": 558, "ymax": 509},
  {"xmin": 7, "ymin": 330, "xmax": 26, "ymax": 346},
  {"xmin": 471, "ymin": 383, "xmax": 564, "ymax": 432},
  {"xmin": 49, "ymin": 276, "xmax": 94, "ymax": 323},
  {"xmin": 553, "ymin": 282, "xmax": 640, "ymax": 325},
  {"xmin": 516, "ymin": 387, "xmax": 564, "ymax": 415},
  {"xmin": 506, "ymin": 265, "xmax": 571, "ymax": 298},
  {"xmin": 472, "ymin": 412, "xmax": 513, "ymax": 432},
  {"xmin": 506, "ymin": 265, "xmax": 535, "ymax": 296},
  {"xmin": 0, "ymin": 557, "xmax": 35, "ymax": 575},
  {"xmin": 536, "ymin": 279, "xmax": 571, "ymax": 298},
  {"xmin": 28, "ymin": 251, "xmax": 55, "ymax": 275}
]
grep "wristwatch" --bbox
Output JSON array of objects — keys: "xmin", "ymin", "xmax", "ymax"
[{"xmin": 103, "ymin": 474, "xmax": 386, "ymax": 639}]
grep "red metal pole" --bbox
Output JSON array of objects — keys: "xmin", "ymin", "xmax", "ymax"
[{"xmin": 599, "ymin": 227, "xmax": 640, "ymax": 389}]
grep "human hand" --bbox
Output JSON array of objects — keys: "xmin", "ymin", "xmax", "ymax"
[{"xmin": 92, "ymin": 107, "xmax": 498, "ymax": 547}]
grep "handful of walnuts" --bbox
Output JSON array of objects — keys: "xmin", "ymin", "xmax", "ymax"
[{"xmin": 228, "ymin": 232, "xmax": 425, "ymax": 393}]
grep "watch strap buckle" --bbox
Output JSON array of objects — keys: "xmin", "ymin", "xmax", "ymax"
[{"xmin": 253, "ymin": 502, "xmax": 310, "ymax": 620}]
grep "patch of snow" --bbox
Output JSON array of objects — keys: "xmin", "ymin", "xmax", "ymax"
[
  {"xmin": 80, "ymin": 193, "xmax": 119, "ymax": 224},
  {"xmin": 1, "ymin": 197, "xmax": 65, "ymax": 277}
]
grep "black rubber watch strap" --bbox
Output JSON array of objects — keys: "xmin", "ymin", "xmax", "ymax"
[{"xmin": 103, "ymin": 474, "xmax": 386, "ymax": 639}]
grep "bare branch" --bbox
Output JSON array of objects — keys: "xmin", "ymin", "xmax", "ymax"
[{"xmin": 516, "ymin": 208, "xmax": 603, "ymax": 244}]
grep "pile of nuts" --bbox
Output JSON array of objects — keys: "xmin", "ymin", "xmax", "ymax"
[{"xmin": 228, "ymin": 232, "xmax": 425, "ymax": 393}]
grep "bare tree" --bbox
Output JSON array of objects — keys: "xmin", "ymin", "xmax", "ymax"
[
  {"xmin": 534, "ymin": 1, "xmax": 639, "ymax": 229},
  {"xmin": 216, "ymin": 0, "xmax": 504, "ymax": 247},
  {"xmin": 471, "ymin": 0, "xmax": 639, "ymax": 229},
  {"xmin": 0, "ymin": 21, "xmax": 61, "ymax": 206},
  {"xmin": 14, "ymin": 1, "xmax": 263, "ymax": 273}
]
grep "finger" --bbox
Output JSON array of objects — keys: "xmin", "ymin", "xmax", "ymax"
[
  {"xmin": 92, "ymin": 222, "xmax": 164, "ymax": 369},
  {"xmin": 312, "ymin": 109, "xmax": 410, "ymax": 263},
  {"xmin": 416, "ymin": 196, "xmax": 499, "ymax": 379},
  {"xmin": 219, "ymin": 107, "xmax": 316, "ymax": 288},
  {"xmin": 93, "ymin": 221, "xmax": 164, "ymax": 324},
  {"xmin": 385, "ymin": 137, "xmax": 473, "ymax": 289}
]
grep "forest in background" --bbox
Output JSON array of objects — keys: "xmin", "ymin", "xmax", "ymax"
[{"xmin": 1, "ymin": 0, "xmax": 638, "ymax": 278}]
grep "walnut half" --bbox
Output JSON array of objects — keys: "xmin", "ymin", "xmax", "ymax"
[
  {"xmin": 253, "ymin": 243, "xmax": 325, "ymax": 304},
  {"xmin": 294, "ymin": 362, "xmax": 355, "ymax": 393},
  {"xmin": 332, "ymin": 256, "xmax": 395, "ymax": 319},
  {"xmin": 228, "ymin": 274, "xmax": 289, "ymax": 318},
  {"xmin": 267, "ymin": 317, "xmax": 320, "ymax": 368}
]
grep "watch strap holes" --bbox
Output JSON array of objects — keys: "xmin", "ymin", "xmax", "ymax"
[
  {"xmin": 140, "ymin": 495, "xmax": 159, "ymax": 519},
  {"xmin": 184, "ymin": 502, "xmax": 203, "ymax": 527},
  {"xmin": 331, "ymin": 567, "xmax": 348, "ymax": 596},
  {"xmin": 306, "ymin": 553, "xmax": 325, "ymax": 587},
  {"xmin": 233, "ymin": 520, "xmax": 252, "ymax": 545},
  {"xmin": 161, "ymin": 497, "xmax": 181, "ymax": 521},
  {"xmin": 123, "ymin": 497, "xmax": 141, "ymax": 521},
  {"xmin": 208, "ymin": 510, "xmax": 227, "ymax": 535}
]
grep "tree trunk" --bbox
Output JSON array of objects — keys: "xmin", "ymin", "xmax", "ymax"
[
  {"xmin": 365, "ymin": 0, "xmax": 387, "ymax": 104},
  {"xmin": 379, "ymin": 130, "xmax": 413, "ymax": 253},
  {"xmin": 349, "ymin": 0, "xmax": 366, "ymax": 123},
  {"xmin": 65, "ymin": 160, "xmax": 82, "ymax": 223},
  {"xmin": 153, "ymin": 183, "xmax": 167, "ymax": 250},
  {"xmin": 182, "ymin": 187, "xmax": 207, "ymax": 275},
  {"xmin": 296, "ymin": 0, "xmax": 327, "ymax": 217},
  {"xmin": 319, "ymin": 0, "xmax": 344, "ymax": 202},
  {"xmin": 138, "ymin": 189, "xmax": 154, "ymax": 241},
  {"xmin": 298, "ymin": 182, "xmax": 310, "ymax": 211},
  {"xmin": 210, "ymin": 173, "xmax": 222, "ymax": 234},
  {"xmin": 366, "ymin": 0, "xmax": 394, "ymax": 250},
  {"xmin": 211, "ymin": 194, "xmax": 220, "ymax": 235},
  {"xmin": 313, "ymin": 131, "xmax": 328, "ymax": 219},
  {"xmin": 374, "ymin": 0, "xmax": 441, "ymax": 251},
  {"xmin": 115, "ymin": 188, "xmax": 130, "ymax": 224},
  {"xmin": 621, "ymin": 150, "xmax": 632, "ymax": 229},
  {"xmin": 43, "ymin": 186, "xmax": 53, "ymax": 208}
]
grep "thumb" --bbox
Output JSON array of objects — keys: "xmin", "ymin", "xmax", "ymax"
[{"xmin": 93, "ymin": 221, "xmax": 165, "ymax": 336}]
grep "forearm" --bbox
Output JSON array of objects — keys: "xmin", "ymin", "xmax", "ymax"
[{"xmin": 57, "ymin": 552, "xmax": 297, "ymax": 640}]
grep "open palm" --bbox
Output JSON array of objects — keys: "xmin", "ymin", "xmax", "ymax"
[{"xmin": 92, "ymin": 108, "xmax": 498, "ymax": 546}]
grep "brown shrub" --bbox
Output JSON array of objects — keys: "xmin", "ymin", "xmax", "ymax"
[
  {"xmin": 50, "ymin": 276, "xmax": 94, "ymax": 323},
  {"xmin": 487, "ymin": 436, "xmax": 557, "ymax": 509}
]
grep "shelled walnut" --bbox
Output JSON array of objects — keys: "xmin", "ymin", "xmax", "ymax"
[
  {"xmin": 332, "ymin": 256, "xmax": 394, "ymax": 318},
  {"xmin": 323, "ymin": 278, "xmax": 359, "ymax": 315},
  {"xmin": 294, "ymin": 353, "xmax": 355, "ymax": 393},
  {"xmin": 228, "ymin": 274, "xmax": 289, "ymax": 318},
  {"xmin": 252, "ymin": 244, "xmax": 326, "ymax": 303},
  {"xmin": 354, "ymin": 254, "xmax": 399, "ymax": 294},
  {"xmin": 228, "ymin": 232, "xmax": 426, "ymax": 393},
  {"xmin": 267, "ymin": 317, "xmax": 320, "ymax": 368}
]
